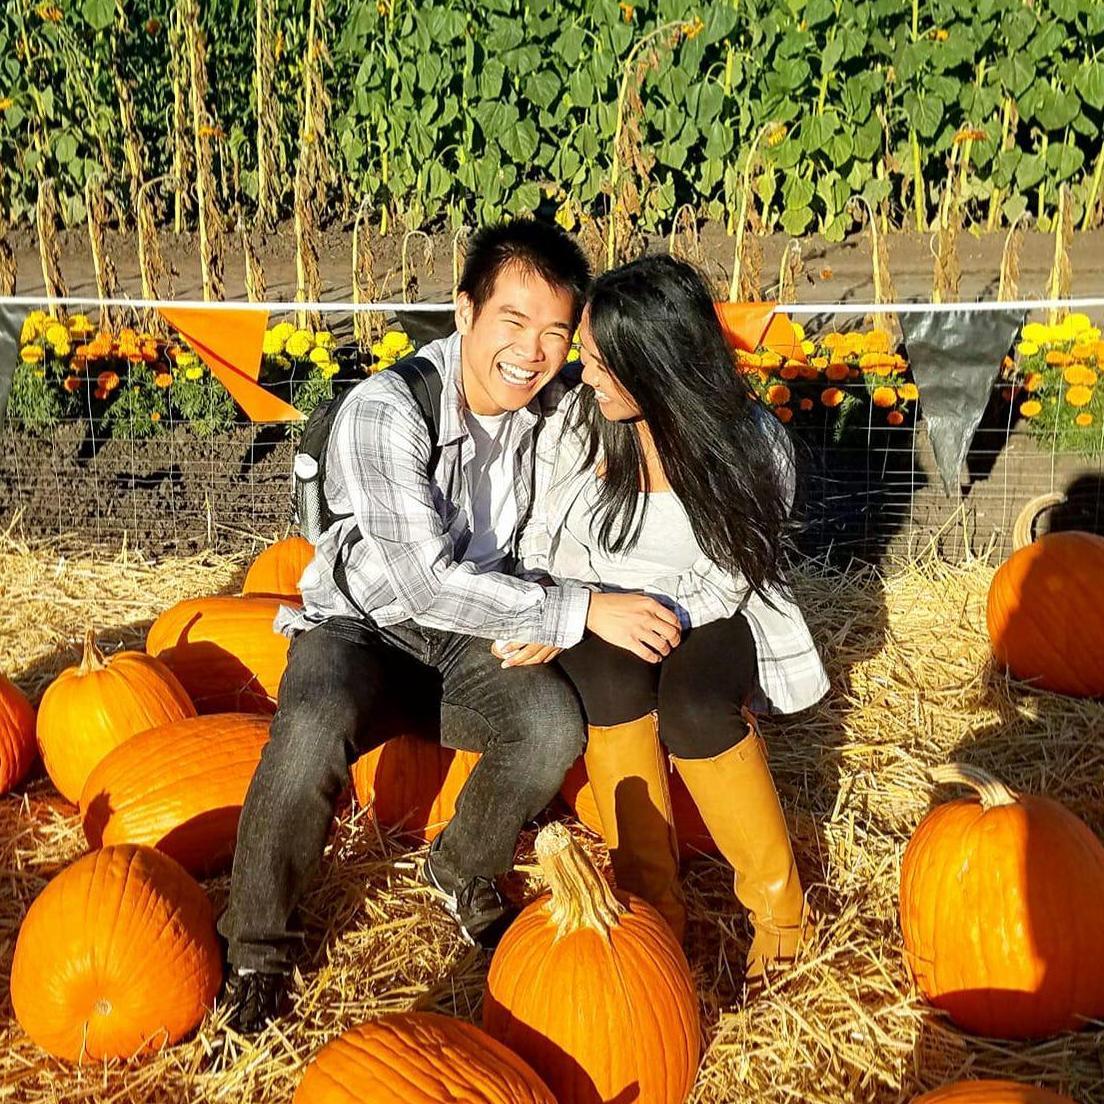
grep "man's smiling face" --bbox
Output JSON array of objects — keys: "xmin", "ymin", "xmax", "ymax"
[{"xmin": 455, "ymin": 263, "xmax": 577, "ymax": 416}]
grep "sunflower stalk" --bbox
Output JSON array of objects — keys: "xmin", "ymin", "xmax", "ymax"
[
  {"xmin": 254, "ymin": 0, "xmax": 281, "ymax": 228},
  {"xmin": 910, "ymin": 127, "xmax": 925, "ymax": 233},
  {"xmin": 728, "ymin": 123, "xmax": 777, "ymax": 302},
  {"xmin": 114, "ymin": 72, "xmax": 146, "ymax": 222},
  {"xmin": 451, "ymin": 226, "xmax": 468, "ymax": 303},
  {"xmin": 667, "ymin": 203, "xmax": 701, "ymax": 265},
  {"xmin": 987, "ymin": 98, "xmax": 1016, "ymax": 231},
  {"xmin": 401, "ymin": 230, "xmax": 433, "ymax": 305},
  {"xmin": 850, "ymin": 196, "xmax": 897, "ymax": 337},
  {"xmin": 932, "ymin": 145, "xmax": 962, "ymax": 304},
  {"xmin": 241, "ymin": 216, "xmax": 266, "ymax": 304},
  {"xmin": 1081, "ymin": 142, "xmax": 1104, "ymax": 233},
  {"xmin": 85, "ymin": 177, "xmax": 118, "ymax": 329},
  {"xmin": 169, "ymin": 3, "xmax": 194, "ymax": 234},
  {"xmin": 352, "ymin": 195, "xmax": 377, "ymax": 347},
  {"xmin": 997, "ymin": 214, "xmax": 1024, "ymax": 303},
  {"xmin": 776, "ymin": 240, "xmax": 802, "ymax": 305},
  {"xmin": 35, "ymin": 175, "xmax": 68, "ymax": 313},
  {"xmin": 1046, "ymin": 183, "xmax": 1073, "ymax": 328},
  {"xmin": 137, "ymin": 175, "xmax": 172, "ymax": 328}
]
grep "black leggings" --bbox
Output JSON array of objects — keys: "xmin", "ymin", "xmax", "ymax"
[{"xmin": 556, "ymin": 611, "xmax": 759, "ymax": 760}]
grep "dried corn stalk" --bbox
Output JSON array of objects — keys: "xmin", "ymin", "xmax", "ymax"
[
  {"xmin": 254, "ymin": 0, "xmax": 281, "ymax": 228},
  {"xmin": 85, "ymin": 177, "xmax": 118, "ymax": 329},
  {"xmin": 850, "ymin": 195, "xmax": 898, "ymax": 338},
  {"xmin": 998, "ymin": 215, "xmax": 1024, "ymax": 302},
  {"xmin": 1046, "ymin": 184, "xmax": 1074, "ymax": 327},
  {"xmin": 932, "ymin": 147, "xmax": 962, "ymax": 304},
  {"xmin": 35, "ymin": 176, "xmax": 68, "ymax": 309},
  {"xmin": 137, "ymin": 175, "xmax": 171, "ymax": 321},
  {"xmin": 169, "ymin": 3, "xmax": 194, "ymax": 234},
  {"xmin": 114, "ymin": 73, "xmax": 145, "ymax": 221},
  {"xmin": 241, "ymin": 216, "xmax": 266, "ymax": 303},
  {"xmin": 182, "ymin": 0, "xmax": 224, "ymax": 301},
  {"xmin": 728, "ymin": 122, "xmax": 782, "ymax": 303},
  {"xmin": 353, "ymin": 196, "xmax": 378, "ymax": 347}
]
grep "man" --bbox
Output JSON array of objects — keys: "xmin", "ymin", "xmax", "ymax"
[{"xmin": 219, "ymin": 219, "xmax": 682, "ymax": 1033}]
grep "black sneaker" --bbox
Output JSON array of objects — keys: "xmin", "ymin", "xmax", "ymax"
[
  {"xmin": 219, "ymin": 968, "xmax": 288, "ymax": 1035},
  {"xmin": 420, "ymin": 848, "xmax": 518, "ymax": 951}
]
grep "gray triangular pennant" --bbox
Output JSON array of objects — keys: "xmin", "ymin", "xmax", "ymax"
[
  {"xmin": 901, "ymin": 308, "xmax": 1025, "ymax": 495},
  {"xmin": 0, "ymin": 302, "xmax": 23, "ymax": 423}
]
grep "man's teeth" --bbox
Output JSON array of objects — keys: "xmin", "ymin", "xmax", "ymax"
[{"xmin": 498, "ymin": 362, "xmax": 537, "ymax": 385}]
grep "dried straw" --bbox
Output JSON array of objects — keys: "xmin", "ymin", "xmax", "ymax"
[{"xmin": 1, "ymin": 538, "xmax": 1102, "ymax": 1102}]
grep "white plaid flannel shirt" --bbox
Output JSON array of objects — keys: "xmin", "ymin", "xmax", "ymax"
[{"xmin": 275, "ymin": 332, "xmax": 590, "ymax": 647}]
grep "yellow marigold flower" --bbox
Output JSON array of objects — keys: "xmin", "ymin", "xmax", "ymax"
[
  {"xmin": 821, "ymin": 387, "xmax": 845, "ymax": 408},
  {"xmin": 314, "ymin": 331, "xmax": 335, "ymax": 349},
  {"xmin": 1066, "ymin": 385, "xmax": 1093, "ymax": 407},
  {"xmin": 373, "ymin": 356, "xmax": 396, "ymax": 373},
  {"xmin": 766, "ymin": 384, "xmax": 791, "ymax": 405},
  {"xmin": 271, "ymin": 321, "xmax": 295, "ymax": 343},
  {"xmin": 886, "ymin": 410, "xmax": 905, "ymax": 426},
  {"xmin": 1076, "ymin": 412, "xmax": 1093, "ymax": 427},
  {"xmin": 1046, "ymin": 350, "xmax": 1074, "ymax": 366},
  {"xmin": 68, "ymin": 315, "xmax": 94, "ymax": 336},
  {"xmin": 1067, "ymin": 312, "xmax": 1092, "ymax": 333},
  {"xmin": 321, "ymin": 361, "xmax": 339, "ymax": 379},
  {"xmin": 897, "ymin": 382, "xmax": 919, "ymax": 402},
  {"xmin": 1071, "ymin": 342, "xmax": 1095, "ymax": 360},
  {"xmin": 262, "ymin": 331, "xmax": 285, "ymax": 356},
  {"xmin": 97, "ymin": 370, "xmax": 120, "ymax": 392},
  {"xmin": 381, "ymin": 330, "xmax": 413, "ymax": 355},
  {"xmin": 1020, "ymin": 399, "xmax": 1042, "ymax": 417},
  {"xmin": 309, "ymin": 346, "xmax": 331, "ymax": 366},
  {"xmin": 759, "ymin": 351, "xmax": 783, "ymax": 370},
  {"xmin": 822, "ymin": 333, "xmax": 844, "ymax": 350},
  {"xmin": 44, "ymin": 322, "xmax": 67, "ymax": 347},
  {"xmin": 20, "ymin": 345, "xmax": 43, "ymax": 364},
  {"xmin": 861, "ymin": 330, "xmax": 891, "ymax": 355},
  {"xmin": 773, "ymin": 405, "xmax": 793, "ymax": 423},
  {"xmin": 185, "ymin": 366, "xmax": 204, "ymax": 381},
  {"xmin": 800, "ymin": 339, "xmax": 815, "ymax": 356},
  {"xmin": 810, "ymin": 355, "xmax": 828, "ymax": 370},
  {"xmin": 872, "ymin": 386, "xmax": 896, "ymax": 408},
  {"xmin": 52, "ymin": 341, "xmax": 71, "ymax": 359},
  {"xmin": 1021, "ymin": 322, "xmax": 1049, "ymax": 344},
  {"xmin": 1017, "ymin": 341, "xmax": 1040, "ymax": 357},
  {"xmin": 1064, "ymin": 365, "xmax": 1098, "ymax": 387},
  {"xmin": 779, "ymin": 364, "xmax": 799, "ymax": 381},
  {"xmin": 286, "ymin": 330, "xmax": 314, "ymax": 359}
]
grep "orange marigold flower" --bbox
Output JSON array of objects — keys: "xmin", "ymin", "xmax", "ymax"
[
  {"xmin": 825, "ymin": 363, "xmax": 849, "ymax": 382},
  {"xmin": 1071, "ymin": 342, "xmax": 1095, "ymax": 360},
  {"xmin": 821, "ymin": 387, "xmax": 845, "ymax": 408},
  {"xmin": 779, "ymin": 364, "xmax": 799, "ymax": 381},
  {"xmin": 799, "ymin": 398, "xmax": 814, "ymax": 411},
  {"xmin": 150, "ymin": 411, "xmax": 161, "ymax": 423},
  {"xmin": 897, "ymin": 382, "xmax": 919, "ymax": 402},
  {"xmin": 97, "ymin": 370, "xmax": 120, "ymax": 392},
  {"xmin": 1066, "ymin": 385, "xmax": 1093, "ymax": 407},
  {"xmin": 154, "ymin": 372, "xmax": 173, "ymax": 389},
  {"xmin": 822, "ymin": 333, "xmax": 845, "ymax": 350},
  {"xmin": 1046, "ymin": 350, "xmax": 1073, "ymax": 367},
  {"xmin": 63, "ymin": 377, "xmax": 81, "ymax": 392},
  {"xmin": 798, "ymin": 365, "xmax": 820, "ymax": 381},
  {"xmin": 759, "ymin": 351, "xmax": 784, "ymax": 370},
  {"xmin": 872, "ymin": 386, "xmax": 896, "ymax": 408},
  {"xmin": 1076, "ymin": 412, "xmax": 1093, "ymax": 427},
  {"xmin": 1023, "ymin": 372, "xmax": 1044, "ymax": 392},
  {"xmin": 1020, "ymin": 399, "xmax": 1042, "ymax": 418},
  {"xmin": 1065, "ymin": 364, "xmax": 1098, "ymax": 387},
  {"xmin": 886, "ymin": 410, "xmax": 905, "ymax": 427},
  {"xmin": 861, "ymin": 330, "xmax": 891, "ymax": 355},
  {"xmin": 93, "ymin": 387, "xmax": 108, "ymax": 401},
  {"xmin": 766, "ymin": 384, "xmax": 791, "ymax": 405},
  {"xmin": 773, "ymin": 405, "xmax": 793, "ymax": 423}
]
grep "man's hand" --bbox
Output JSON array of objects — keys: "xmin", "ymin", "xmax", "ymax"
[
  {"xmin": 492, "ymin": 641, "xmax": 563, "ymax": 667},
  {"xmin": 585, "ymin": 592, "xmax": 681, "ymax": 663}
]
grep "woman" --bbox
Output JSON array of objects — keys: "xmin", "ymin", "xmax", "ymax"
[{"xmin": 509, "ymin": 255, "xmax": 829, "ymax": 984}]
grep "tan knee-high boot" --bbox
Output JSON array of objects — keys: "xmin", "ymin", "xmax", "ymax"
[
  {"xmin": 671, "ymin": 710, "xmax": 807, "ymax": 984},
  {"xmin": 583, "ymin": 712, "xmax": 686, "ymax": 941}
]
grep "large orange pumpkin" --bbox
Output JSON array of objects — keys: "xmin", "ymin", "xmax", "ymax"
[
  {"xmin": 351, "ymin": 734, "xmax": 481, "ymax": 843},
  {"xmin": 81, "ymin": 713, "xmax": 270, "ymax": 875},
  {"xmin": 484, "ymin": 822, "xmax": 700, "ymax": 1104},
  {"xmin": 293, "ymin": 1012, "xmax": 555, "ymax": 1103},
  {"xmin": 36, "ymin": 629, "xmax": 197, "ymax": 804},
  {"xmin": 987, "ymin": 530, "xmax": 1104, "ymax": 697},
  {"xmin": 242, "ymin": 536, "xmax": 314, "ymax": 603},
  {"xmin": 913, "ymin": 1081, "xmax": 1076, "ymax": 1103},
  {"xmin": 900, "ymin": 763, "xmax": 1104, "ymax": 1039},
  {"xmin": 0, "ymin": 672, "xmax": 36, "ymax": 793},
  {"xmin": 560, "ymin": 756, "xmax": 717, "ymax": 860},
  {"xmin": 146, "ymin": 596, "xmax": 289, "ymax": 713},
  {"xmin": 10, "ymin": 844, "xmax": 221, "ymax": 1061}
]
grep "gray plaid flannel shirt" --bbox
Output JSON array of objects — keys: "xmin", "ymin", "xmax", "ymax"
[{"xmin": 275, "ymin": 332, "xmax": 591, "ymax": 647}]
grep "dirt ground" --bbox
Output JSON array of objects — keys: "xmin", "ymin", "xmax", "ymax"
[{"xmin": 4, "ymin": 220, "xmax": 1104, "ymax": 560}]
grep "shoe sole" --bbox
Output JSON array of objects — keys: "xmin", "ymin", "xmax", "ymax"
[{"xmin": 419, "ymin": 857, "xmax": 478, "ymax": 947}]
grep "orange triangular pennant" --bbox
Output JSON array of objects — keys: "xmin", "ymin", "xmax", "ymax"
[
  {"xmin": 158, "ymin": 306, "xmax": 303, "ymax": 423},
  {"xmin": 714, "ymin": 301, "xmax": 807, "ymax": 364}
]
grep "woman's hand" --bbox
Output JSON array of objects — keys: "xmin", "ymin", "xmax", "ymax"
[
  {"xmin": 492, "ymin": 641, "xmax": 563, "ymax": 667},
  {"xmin": 585, "ymin": 592, "xmax": 681, "ymax": 663}
]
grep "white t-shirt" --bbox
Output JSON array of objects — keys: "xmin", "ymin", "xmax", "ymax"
[{"xmin": 462, "ymin": 409, "xmax": 518, "ymax": 571}]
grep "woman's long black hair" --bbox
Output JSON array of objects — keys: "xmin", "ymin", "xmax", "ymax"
[{"xmin": 574, "ymin": 254, "xmax": 793, "ymax": 598}]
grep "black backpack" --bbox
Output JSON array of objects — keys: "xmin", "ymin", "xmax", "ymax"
[{"xmin": 292, "ymin": 355, "xmax": 443, "ymax": 607}]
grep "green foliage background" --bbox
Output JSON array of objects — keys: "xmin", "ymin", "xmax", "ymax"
[{"xmin": 0, "ymin": 0, "xmax": 1102, "ymax": 239}]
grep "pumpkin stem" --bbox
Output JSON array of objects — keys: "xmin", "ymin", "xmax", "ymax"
[
  {"xmin": 929, "ymin": 763, "xmax": 1019, "ymax": 809},
  {"xmin": 534, "ymin": 822, "xmax": 625, "ymax": 942},
  {"xmin": 78, "ymin": 628, "xmax": 107, "ymax": 674}
]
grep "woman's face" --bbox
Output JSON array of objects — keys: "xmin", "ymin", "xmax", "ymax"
[{"xmin": 578, "ymin": 309, "xmax": 642, "ymax": 422}]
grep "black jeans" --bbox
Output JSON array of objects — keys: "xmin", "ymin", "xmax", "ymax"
[
  {"xmin": 556, "ymin": 611, "xmax": 758, "ymax": 759},
  {"xmin": 219, "ymin": 616, "xmax": 584, "ymax": 973}
]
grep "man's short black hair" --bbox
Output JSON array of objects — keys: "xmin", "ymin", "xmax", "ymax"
[{"xmin": 458, "ymin": 218, "xmax": 591, "ymax": 322}]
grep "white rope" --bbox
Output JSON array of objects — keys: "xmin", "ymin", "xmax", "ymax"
[{"xmin": 2, "ymin": 293, "xmax": 1103, "ymax": 315}]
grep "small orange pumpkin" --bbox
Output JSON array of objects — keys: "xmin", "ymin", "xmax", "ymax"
[
  {"xmin": 987, "ymin": 530, "xmax": 1104, "ymax": 697},
  {"xmin": 484, "ymin": 823, "xmax": 700, "ymax": 1104},
  {"xmin": 36, "ymin": 629, "xmax": 196, "ymax": 804},
  {"xmin": 293, "ymin": 1012, "xmax": 555, "ymax": 1103},
  {"xmin": 146, "ymin": 596, "xmax": 289, "ymax": 713},
  {"xmin": 900, "ymin": 763, "xmax": 1104, "ymax": 1039},
  {"xmin": 0, "ymin": 672, "xmax": 36, "ymax": 793},
  {"xmin": 242, "ymin": 536, "xmax": 314, "ymax": 603},
  {"xmin": 913, "ymin": 1080, "xmax": 1076, "ymax": 1103},
  {"xmin": 560, "ymin": 755, "xmax": 717, "ymax": 860},
  {"xmin": 10, "ymin": 844, "xmax": 221, "ymax": 1061},
  {"xmin": 81, "ymin": 713, "xmax": 270, "ymax": 875},
  {"xmin": 350, "ymin": 734, "xmax": 481, "ymax": 843}
]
